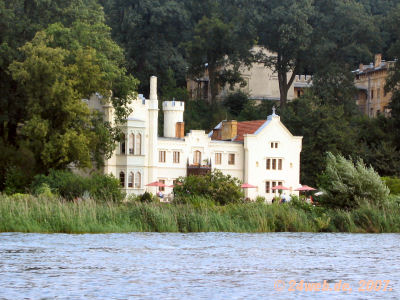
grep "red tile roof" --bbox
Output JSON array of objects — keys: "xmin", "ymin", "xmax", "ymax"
[
  {"xmin": 235, "ymin": 120, "xmax": 266, "ymax": 141},
  {"xmin": 211, "ymin": 120, "xmax": 266, "ymax": 142}
]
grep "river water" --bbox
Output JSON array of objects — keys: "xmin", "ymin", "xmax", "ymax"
[{"xmin": 0, "ymin": 232, "xmax": 399, "ymax": 299}]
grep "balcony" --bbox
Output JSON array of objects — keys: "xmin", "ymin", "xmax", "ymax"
[{"xmin": 187, "ymin": 159, "xmax": 212, "ymax": 176}]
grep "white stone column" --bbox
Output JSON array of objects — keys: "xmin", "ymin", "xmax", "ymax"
[
  {"xmin": 148, "ymin": 76, "xmax": 159, "ymax": 185},
  {"xmin": 103, "ymin": 93, "xmax": 116, "ymax": 176}
]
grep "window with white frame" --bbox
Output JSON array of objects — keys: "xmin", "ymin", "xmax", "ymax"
[
  {"xmin": 265, "ymin": 181, "xmax": 283, "ymax": 193},
  {"xmin": 129, "ymin": 133, "xmax": 135, "ymax": 154},
  {"xmin": 228, "ymin": 153, "xmax": 235, "ymax": 165},
  {"xmin": 128, "ymin": 172, "xmax": 134, "ymax": 187},
  {"xmin": 159, "ymin": 150, "xmax": 166, "ymax": 163},
  {"xmin": 135, "ymin": 172, "xmax": 141, "ymax": 188},
  {"xmin": 173, "ymin": 151, "xmax": 180, "ymax": 163},
  {"xmin": 119, "ymin": 171, "xmax": 125, "ymax": 187},
  {"xmin": 270, "ymin": 141, "xmax": 279, "ymax": 149},
  {"xmin": 159, "ymin": 179, "xmax": 165, "ymax": 192},
  {"xmin": 215, "ymin": 153, "xmax": 222, "ymax": 165},
  {"xmin": 266, "ymin": 158, "xmax": 283, "ymax": 170},
  {"xmin": 135, "ymin": 133, "xmax": 142, "ymax": 155},
  {"xmin": 265, "ymin": 181, "xmax": 270, "ymax": 193},
  {"xmin": 194, "ymin": 150, "xmax": 201, "ymax": 165}
]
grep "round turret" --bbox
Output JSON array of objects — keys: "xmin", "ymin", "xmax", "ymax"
[{"xmin": 162, "ymin": 100, "xmax": 185, "ymax": 138}]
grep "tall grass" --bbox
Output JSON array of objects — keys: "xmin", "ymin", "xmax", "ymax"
[{"xmin": 0, "ymin": 194, "xmax": 399, "ymax": 233}]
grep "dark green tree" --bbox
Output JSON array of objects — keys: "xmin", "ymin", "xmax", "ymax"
[
  {"xmin": 8, "ymin": 18, "xmax": 137, "ymax": 172},
  {"xmin": 185, "ymin": 15, "xmax": 254, "ymax": 105},
  {"xmin": 252, "ymin": 0, "xmax": 314, "ymax": 108},
  {"xmin": 0, "ymin": 0, "xmax": 107, "ymax": 145},
  {"xmin": 384, "ymin": 4, "xmax": 400, "ymax": 152},
  {"xmin": 310, "ymin": 0, "xmax": 380, "ymax": 71},
  {"xmin": 281, "ymin": 95, "xmax": 358, "ymax": 185},
  {"xmin": 100, "ymin": 0, "xmax": 193, "ymax": 93}
]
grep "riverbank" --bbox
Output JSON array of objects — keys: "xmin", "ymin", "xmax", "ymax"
[{"xmin": 1, "ymin": 194, "xmax": 399, "ymax": 233}]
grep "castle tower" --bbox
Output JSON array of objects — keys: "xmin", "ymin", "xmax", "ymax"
[{"xmin": 162, "ymin": 100, "xmax": 185, "ymax": 138}]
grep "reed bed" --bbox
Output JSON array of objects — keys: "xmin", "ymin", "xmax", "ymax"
[{"xmin": 0, "ymin": 194, "xmax": 399, "ymax": 233}]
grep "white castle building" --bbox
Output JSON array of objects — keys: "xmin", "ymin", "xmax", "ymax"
[{"xmin": 90, "ymin": 76, "xmax": 303, "ymax": 201}]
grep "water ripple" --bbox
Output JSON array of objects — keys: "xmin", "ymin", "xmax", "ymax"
[{"xmin": 0, "ymin": 232, "xmax": 399, "ymax": 299}]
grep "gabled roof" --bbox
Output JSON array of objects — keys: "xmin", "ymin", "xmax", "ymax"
[
  {"xmin": 235, "ymin": 120, "xmax": 266, "ymax": 141},
  {"xmin": 210, "ymin": 120, "xmax": 266, "ymax": 142}
]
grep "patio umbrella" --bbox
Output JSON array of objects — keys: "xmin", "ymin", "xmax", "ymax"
[
  {"xmin": 241, "ymin": 183, "xmax": 257, "ymax": 188},
  {"xmin": 168, "ymin": 182, "xmax": 183, "ymax": 188},
  {"xmin": 294, "ymin": 185, "xmax": 316, "ymax": 191},
  {"xmin": 146, "ymin": 181, "xmax": 167, "ymax": 187},
  {"xmin": 271, "ymin": 185, "xmax": 290, "ymax": 191}
]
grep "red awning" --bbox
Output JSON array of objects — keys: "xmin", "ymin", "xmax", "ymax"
[{"xmin": 241, "ymin": 183, "xmax": 257, "ymax": 188}]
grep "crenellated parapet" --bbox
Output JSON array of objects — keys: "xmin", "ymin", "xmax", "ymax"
[{"xmin": 162, "ymin": 100, "xmax": 185, "ymax": 111}]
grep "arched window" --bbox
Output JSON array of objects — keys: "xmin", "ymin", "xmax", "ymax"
[
  {"xmin": 135, "ymin": 133, "xmax": 142, "ymax": 155},
  {"xmin": 128, "ymin": 172, "xmax": 134, "ymax": 187},
  {"xmin": 129, "ymin": 133, "xmax": 135, "ymax": 154},
  {"xmin": 194, "ymin": 150, "xmax": 201, "ymax": 165},
  {"xmin": 119, "ymin": 171, "xmax": 125, "ymax": 187},
  {"xmin": 120, "ymin": 134, "xmax": 126, "ymax": 154},
  {"xmin": 135, "ymin": 172, "xmax": 141, "ymax": 188}
]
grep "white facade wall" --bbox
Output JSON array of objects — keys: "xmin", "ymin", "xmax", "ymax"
[
  {"xmin": 244, "ymin": 115, "xmax": 302, "ymax": 201},
  {"xmin": 98, "ymin": 77, "xmax": 302, "ymax": 200}
]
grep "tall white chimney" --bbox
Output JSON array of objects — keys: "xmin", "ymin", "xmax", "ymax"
[{"xmin": 150, "ymin": 76, "xmax": 157, "ymax": 100}]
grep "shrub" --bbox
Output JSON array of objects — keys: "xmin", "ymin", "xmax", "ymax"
[
  {"xmin": 173, "ymin": 170, "xmax": 243, "ymax": 205},
  {"xmin": 382, "ymin": 177, "xmax": 400, "ymax": 195},
  {"xmin": 0, "ymin": 143, "xmax": 36, "ymax": 193},
  {"xmin": 88, "ymin": 173, "xmax": 124, "ymax": 202},
  {"xmin": 34, "ymin": 183, "xmax": 55, "ymax": 198},
  {"xmin": 140, "ymin": 192, "xmax": 154, "ymax": 203},
  {"xmin": 4, "ymin": 166, "xmax": 30, "ymax": 195},
  {"xmin": 31, "ymin": 170, "xmax": 88, "ymax": 200},
  {"xmin": 255, "ymin": 196, "xmax": 266, "ymax": 203},
  {"xmin": 318, "ymin": 152, "xmax": 389, "ymax": 209},
  {"xmin": 126, "ymin": 193, "xmax": 140, "ymax": 202},
  {"xmin": 31, "ymin": 170, "xmax": 123, "ymax": 202}
]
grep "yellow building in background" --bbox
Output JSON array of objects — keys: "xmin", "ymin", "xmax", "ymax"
[
  {"xmin": 186, "ymin": 47, "xmax": 295, "ymax": 102},
  {"xmin": 354, "ymin": 54, "xmax": 394, "ymax": 117}
]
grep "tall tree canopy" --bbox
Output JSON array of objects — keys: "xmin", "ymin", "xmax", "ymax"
[
  {"xmin": 251, "ymin": 0, "xmax": 314, "ymax": 108},
  {"xmin": 311, "ymin": 0, "xmax": 380, "ymax": 70},
  {"xmin": 9, "ymin": 20, "xmax": 137, "ymax": 171},
  {"xmin": 1, "ymin": 0, "xmax": 137, "ymax": 183},
  {"xmin": 185, "ymin": 15, "xmax": 254, "ymax": 105},
  {"xmin": 100, "ymin": 0, "xmax": 193, "ymax": 95}
]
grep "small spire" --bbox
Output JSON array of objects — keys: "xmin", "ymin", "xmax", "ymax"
[{"xmin": 272, "ymin": 106, "xmax": 276, "ymax": 116}]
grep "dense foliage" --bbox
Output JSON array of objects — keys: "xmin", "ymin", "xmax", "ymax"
[
  {"xmin": 318, "ymin": 153, "xmax": 390, "ymax": 209},
  {"xmin": 173, "ymin": 170, "xmax": 244, "ymax": 205},
  {"xmin": 382, "ymin": 177, "xmax": 400, "ymax": 195},
  {"xmin": 30, "ymin": 170, "xmax": 124, "ymax": 202},
  {"xmin": 1, "ymin": 0, "xmax": 400, "ymax": 194}
]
